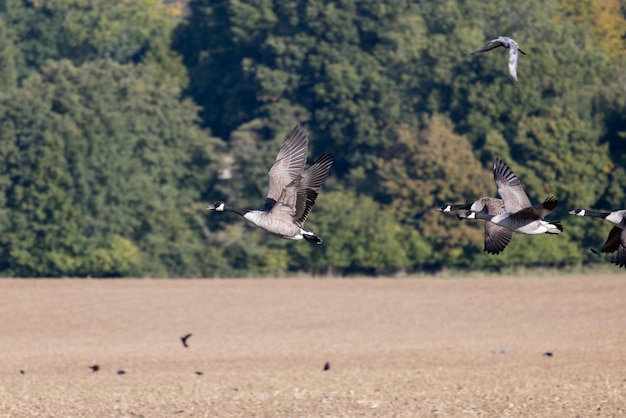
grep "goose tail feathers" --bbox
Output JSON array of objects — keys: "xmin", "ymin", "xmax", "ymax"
[
  {"xmin": 547, "ymin": 221, "xmax": 563, "ymax": 234},
  {"xmin": 302, "ymin": 229, "xmax": 322, "ymax": 244}
]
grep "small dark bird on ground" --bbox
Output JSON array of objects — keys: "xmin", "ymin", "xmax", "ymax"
[
  {"xmin": 195, "ymin": 371, "xmax": 204, "ymax": 376},
  {"xmin": 543, "ymin": 351, "xmax": 553, "ymax": 357},
  {"xmin": 323, "ymin": 362, "xmax": 330, "ymax": 371},
  {"xmin": 181, "ymin": 333, "xmax": 192, "ymax": 348},
  {"xmin": 117, "ymin": 370, "xmax": 126, "ymax": 375},
  {"xmin": 89, "ymin": 364, "xmax": 99, "ymax": 372},
  {"xmin": 19, "ymin": 370, "xmax": 25, "ymax": 375}
]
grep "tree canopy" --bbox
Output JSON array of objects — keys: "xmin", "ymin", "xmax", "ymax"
[
  {"xmin": 0, "ymin": 0, "xmax": 625, "ymax": 276},
  {"xmin": 0, "ymin": 59, "xmax": 222, "ymax": 277}
]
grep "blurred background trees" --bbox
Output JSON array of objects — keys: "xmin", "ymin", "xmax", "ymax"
[{"xmin": 0, "ymin": 0, "xmax": 624, "ymax": 276}]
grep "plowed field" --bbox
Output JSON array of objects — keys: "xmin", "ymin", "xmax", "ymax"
[{"xmin": 1, "ymin": 276, "xmax": 625, "ymax": 417}]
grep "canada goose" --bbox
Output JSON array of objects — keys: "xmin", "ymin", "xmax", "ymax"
[
  {"xmin": 469, "ymin": 36, "xmax": 527, "ymax": 81},
  {"xmin": 459, "ymin": 157, "xmax": 563, "ymax": 236},
  {"xmin": 438, "ymin": 197, "xmax": 514, "ymax": 254},
  {"xmin": 438, "ymin": 197, "xmax": 503, "ymax": 215},
  {"xmin": 207, "ymin": 125, "xmax": 334, "ymax": 244},
  {"xmin": 569, "ymin": 208, "xmax": 626, "ymax": 267}
]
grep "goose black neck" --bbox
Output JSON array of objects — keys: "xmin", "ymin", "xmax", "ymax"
[
  {"xmin": 473, "ymin": 211, "xmax": 492, "ymax": 221},
  {"xmin": 450, "ymin": 203, "xmax": 472, "ymax": 211},
  {"xmin": 584, "ymin": 210, "xmax": 610, "ymax": 218},
  {"xmin": 223, "ymin": 203, "xmax": 249, "ymax": 217}
]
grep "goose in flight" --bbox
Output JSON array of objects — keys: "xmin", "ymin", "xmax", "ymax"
[
  {"xmin": 469, "ymin": 36, "xmax": 527, "ymax": 81},
  {"xmin": 459, "ymin": 157, "xmax": 562, "ymax": 238},
  {"xmin": 207, "ymin": 125, "xmax": 334, "ymax": 244},
  {"xmin": 438, "ymin": 197, "xmax": 513, "ymax": 254},
  {"xmin": 569, "ymin": 208, "xmax": 626, "ymax": 267}
]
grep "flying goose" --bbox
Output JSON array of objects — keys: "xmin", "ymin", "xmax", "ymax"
[
  {"xmin": 207, "ymin": 125, "xmax": 334, "ymax": 244},
  {"xmin": 469, "ymin": 36, "xmax": 527, "ymax": 81},
  {"xmin": 438, "ymin": 197, "xmax": 513, "ymax": 254},
  {"xmin": 459, "ymin": 157, "xmax": 563, "ymax": 237},
  {"xmin": 569, "ymin": 208, "xmax": 626, "ymax": 267}
]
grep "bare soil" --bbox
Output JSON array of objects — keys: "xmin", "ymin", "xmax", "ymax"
[{"xmin": 1, "ymin": 275, "xmax": 625, "ymax": 417}]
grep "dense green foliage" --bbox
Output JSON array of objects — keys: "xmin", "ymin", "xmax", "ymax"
[
  {"xmin": 0, "ymin": 59, "xmax": 223, "ymax": 277},
  {"xmin": 0, "ymin": 0, "xmax": 625, "ymax": 276}
]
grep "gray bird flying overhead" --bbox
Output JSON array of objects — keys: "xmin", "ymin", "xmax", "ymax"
[{"xmin": 469, "ymin": 36, "xmax": 527, "ymax": 81}]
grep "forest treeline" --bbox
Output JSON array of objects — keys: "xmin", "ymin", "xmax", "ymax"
[{"xmin": 0, "ymin": 0, "xmax": 625, "ymax": 277}]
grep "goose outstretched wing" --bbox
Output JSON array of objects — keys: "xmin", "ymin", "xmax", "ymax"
[
  {"xmin": 601, "ymin": 226, "xmax": 622, "ymax": 253},
  {"xmin": 469, "ymin": 38, "xmax": 504, "ymax": 54},
  {"xmin": 493, "ymin": 157, "xmax": 532, "ymax": 213},
  {"xmin": 617, "ymin": 228, "xmax": 626, "ymax": 267},
  {"xmin": 265, "ymin": 125, "xmax": 309, "ymax": 210},
  {"xmin": 513, "ymin": 196, "xmax": 559, "ymax": 219},
  {"xmin": 293, "ymin": 154, "xmax": 334, "ymax": 226},
  {"xmin": 508, "ymin": 44, "xmax": 520, "ymax": 81},
  {"xmin": 484, "ymin": 223, "xmax": 514, "ymax": 254},
  {"xmin": 481, "ymin": 197, "xmax": 514, "ymax": 254}
]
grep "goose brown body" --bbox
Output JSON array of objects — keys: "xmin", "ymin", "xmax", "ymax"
[
  {"xmin": 459, "ymin": 158, "xmax": 563, "ymax": 245},
  {"xmin": 207, "ymin": 125, "xmax": 333, "ymax": 244}
]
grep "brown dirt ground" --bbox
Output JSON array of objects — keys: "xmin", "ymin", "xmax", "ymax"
[{"xmin": 0, "ymin": 275, "xmax": 625, "ymax": 417}]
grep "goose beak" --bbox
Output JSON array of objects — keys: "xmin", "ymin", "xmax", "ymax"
[
  {"xmin": 568, "ymin": 210, "xmax": 576, "ymax": 215},
  {"xmin": 207, "ymin": 201, "xmax": 226, "ymax": 211}
]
